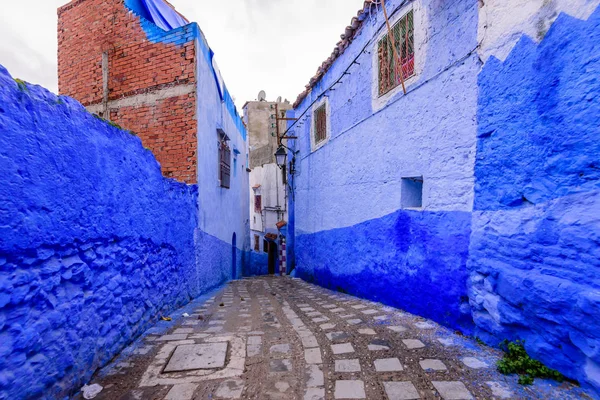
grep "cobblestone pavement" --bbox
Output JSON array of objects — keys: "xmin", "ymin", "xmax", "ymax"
[{"xmin": 82, "ymin": 277, "xmax": 588, "ymax": 400}]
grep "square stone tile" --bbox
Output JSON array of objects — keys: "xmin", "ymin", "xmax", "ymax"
[
  {"xmin": 334, "ymin": 380, "xmax": 365, "ymax": 399},
  {"xmin": 368, "ymin": 339, "xmax": 391, "ymax": 351},
  {"xmin": 331, "ymin": 343, "xmax": 355, "ymax": 355},
  {"xmin": 461, "ymin": 357, "xmax": 488, "ymax": 369},
  {"xmin": 420, "ymin": 359, "xmax": 447, "ymax": 371},
  {"xmin": 320, "ymin": 323, "xmax": 336, "ymax": 330},
  {"xmin": 164, "ymin": 343, "xmax": 227, "ymax": 372},
  {"xmin": 302, "ymin": 335, "xmax": 319, "ymax": 348},
  {"xmin": 347, "ymin": 319, "xmax": 363, "ymax": 325},
  {"xmin": 415, "ymin": 321, "xmax": 435, "ymax": 329},
  {"xmin": 173, "ymin": 328, "xmax": 194, "ymax": 334},
  {"xmin": 270, "ymin": 359, "xmax": 292, "ymax": 372},
  {"xmin": 403, "ymin": 339, "xmax": 425, "ymax": 349},
  {"xmin": 326, "ymin": 331, "xmax": 351, "ymax": 342},
  {"xmin": 270, "ymin": 344, "xmax": 291, "ymax": 355},
  {"xmin": 374, "ymin": 358, "xmax": 403, "ymax": 372},
  {"xmin": 361, "ymin": 309, "xmax": 379, "ymax": 315},
  {"xmin": 307, "ymin": 311, "xmax": 322, "ymax": 317},
  {"xmin": 157, "ymin": 334, "xmax": 188, "ymax": 341},
  {"xmin": 340, "ymin": 314, "xmax": 355, "ymax": 319},
  {"xmin": 358, "ymin": 328, "xmax": 376, "ymax": 335},
  {"xmin": 437, "ymin": 338, "xmax": 454, "ymax": 347},
  {"xmin": 323, "ymin": 304, "xmax": 336, "ymax": 309},
  {"xmin": 351, "ymin": 304, "xmax": 367, "ymax": 310},
  {"xmin": 312, "ymin": 317, "xmax": 329, "ymax": 323},
  {"xmin": 305, "ymin": 364, "xmax": 324, "ymax": 387},
  {"xmin": 383, "ymin": 382, "xmax": 420, "ymax": 400},
  {"xmin": 432, "ymin": 381, "xmax": 473, "ymax": 399},
  {"xmin": 305, "ymin": 348, "xmax": 323, "ymax": 364},
  {"xmin": 165, "ymin": 383, "xmax": 198, "ymax": 400},
  {"xmin": 335, "ymin": 359, "xmax": 361, "ymax": 372},
  {"xmin": 305, "ymin": 388, "xmax": 325, "ymax": 400},
  {"xmin": 248, "ymin": 336, "xmax": 262, "ymax": 345},
  {"xmin": 486, "ymin": 381, "xmax": 513, "ymax": 399},
  {"xmin": 331, "ymin": 308, "xmax": 346, "ymax": 313},
  {"xmin": 214, "ymin": 379, "xmax": 245, "ymax": 399}
]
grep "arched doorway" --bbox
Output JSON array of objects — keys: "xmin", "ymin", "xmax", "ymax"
[
  {"xmin": 232, "ymin": 232, "xmax": 237, "ymax": 280},
  {"xmin": 268, "ymin": 241, "xmax": 278, "ymax": 275}
]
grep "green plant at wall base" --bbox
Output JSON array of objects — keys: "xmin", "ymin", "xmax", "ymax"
[{"xmin": 497, "ymin": 340, "xmax": 566, "ymax": 385}]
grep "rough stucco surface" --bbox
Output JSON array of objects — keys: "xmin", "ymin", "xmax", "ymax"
[
  {"xmin": 290, "ymin": 0, "xmax": 479, "ymax": 332},
  {"xmin": 0, "ymin": 65, "xmax": 205, "ymax": 399},
  {"xmin": 470, "ymin": 8, "xmax": 600, "ymax": 393},
  {"xmin": 477, "ymin": 0, "xmax": 600, "ymax": 62},
  {"xmin": 296, "ymin": 209, "xmax": 474, "ymax": 331}
]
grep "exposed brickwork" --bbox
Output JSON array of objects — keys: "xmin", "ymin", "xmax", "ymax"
[
  {"xmin": 110, "ymin": 93, "xmax": 197, "ymax": 183},
  {"xmin": 58, "ymin": 0, "xmax": 198, "ymax": 183}
]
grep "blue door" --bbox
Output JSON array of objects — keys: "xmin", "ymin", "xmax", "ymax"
[{"xmin": 232, "ymin": 233, "xmax": 237, "ymax": 279}]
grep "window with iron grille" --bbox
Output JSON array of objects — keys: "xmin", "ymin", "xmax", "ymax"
[
  {"xmin": 254, "ymin": 195, "xmax": 262, "ymax": 213},
  {"xmin": 313, "ymin": 103, "xmax": 327, "ymax": 145},
  {"xmin": 254, "ymin": 235, "xmax": 260, "ymax": 251},
  {"xmin": 378, "ymin": 10, "xmax": 415, "ymax": 96},
  {"xmin": 219, "ymin": 140, "xmax": 231, "ymax": 189}
]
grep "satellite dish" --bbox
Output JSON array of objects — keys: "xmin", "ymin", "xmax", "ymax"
[
  {"xmin": 258, "ymin": 90, "xmax": 266, "ymax": 101},
  {"xmin": 276, "ymin": 96, "xmax": 282, "ymax": 103}
]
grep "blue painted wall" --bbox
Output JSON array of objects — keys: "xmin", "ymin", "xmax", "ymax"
[
  {"xmin": 296, "ymin": 209, "xmax": 474, "ymax": 330},
  {"xmin": 470, "ymin": 8, "xmax": 600, "ymax": 392},
  {"xmin": 290, "ymin": 0, "xmax": 480, "ymax": 332},
  {"xmin": 0, "ymin": 65, "xmax": 209, "ymax": 399},
  {"xmin": 126, "ymin": 0, "xmax": 251, "ymax": 283}
]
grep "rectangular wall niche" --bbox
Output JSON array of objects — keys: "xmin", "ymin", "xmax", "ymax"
[{"xmin": 401, "ymin": 177, "xmax": 423, "ymax": 208}]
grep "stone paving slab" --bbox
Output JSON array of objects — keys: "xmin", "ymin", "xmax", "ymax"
[
  {"xmin": 164, "ymin": 342, "xmax": 227, "ymax": 372},
  {"xmin": 80, "ymin": 276, "xmax": 587, "ymax": 400}
]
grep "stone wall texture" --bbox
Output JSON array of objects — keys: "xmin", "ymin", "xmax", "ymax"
[
  {"xmin": 0, "ymin": 65, "xmax": 204, "ymax": 399},
  {"xmin": 58, "ymin": 0, "xmax": 198, "ymax": 183},
  {"xmin": 470, "ymin": 8, "xmax": 600, "ymax": 392}
]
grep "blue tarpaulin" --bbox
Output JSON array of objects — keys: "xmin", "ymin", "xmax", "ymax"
[{"xmin": 125, "ymin": 0, "xmax": 187, "ymax": 31}]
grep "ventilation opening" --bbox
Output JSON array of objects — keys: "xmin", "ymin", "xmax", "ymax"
[{"xmin": 401, "ymin": 177, "xmax": 423, "ymax": 209}]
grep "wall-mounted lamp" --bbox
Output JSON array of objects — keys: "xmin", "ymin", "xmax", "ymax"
[{"xmin": 274, "ymin": 146, "xmax": 287, "ymax": 167}]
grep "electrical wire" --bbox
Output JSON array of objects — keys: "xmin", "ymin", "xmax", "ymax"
[{"xmin": 282, "ymin": 0, "xmax": 413, "ymax": 138}]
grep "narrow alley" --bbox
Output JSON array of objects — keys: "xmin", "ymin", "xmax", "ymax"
[{"xmin": 82, "ymin": 277, "xmax": 586, "ymax": 400}]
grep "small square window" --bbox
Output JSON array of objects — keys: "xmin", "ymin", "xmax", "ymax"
[
  {"xmin": 254, "ymin": 235, "xmax": 260, "ymax": 251},
  {"xmin": 314, "ymin": 103, "xmax": 327, "ymax": 145},
  {"xmin": 401, "ymin": 177, "xmax": 423, "ymax": 209}
]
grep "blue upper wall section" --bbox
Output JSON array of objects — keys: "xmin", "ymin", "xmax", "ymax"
[
  {"xmin": 124, "ymin": 0, "xmax": 247, "ymax": 140},
  {"xmin": 470, "ymin": 7, "xmax": 600, "ymax": 393},
  {"xmin": 0, "ymin": 64, "xmax": 208, "ymax": 399},
  {"xmin": 475, "ymin": 12, "xmax": 600, "ymax": 211}
]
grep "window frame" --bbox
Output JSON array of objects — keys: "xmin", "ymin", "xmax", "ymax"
[
  {"xmin": 377, "ymin": 9, "xmax": 415, "ymax": 97},
  {"xmin": 254, "ymin": 194, "xmax": 262, "ymax": 213},
  {"xmin": 371, "ymin": 4, "xmax": 420, "ymax": 110},
  {"xmin": 218, "ymin": 136, "xmax": 231, "ymax": 189},
  {"xmin": 254, "ymin": 235, "xmax": 260, "ymax": 251},
  {"xmin": 310, "ymin": 97, "xmax": 330, "ymax": 152}
]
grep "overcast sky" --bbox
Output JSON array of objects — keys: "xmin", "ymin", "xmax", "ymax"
[{"xmin": 0, "ymin": 0, "xmax": 366, "ymax": 107}]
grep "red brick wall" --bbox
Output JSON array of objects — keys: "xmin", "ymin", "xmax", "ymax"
[{"xmin": 58, "ymin": 0, "xmax": 198, "ymax": 184}]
